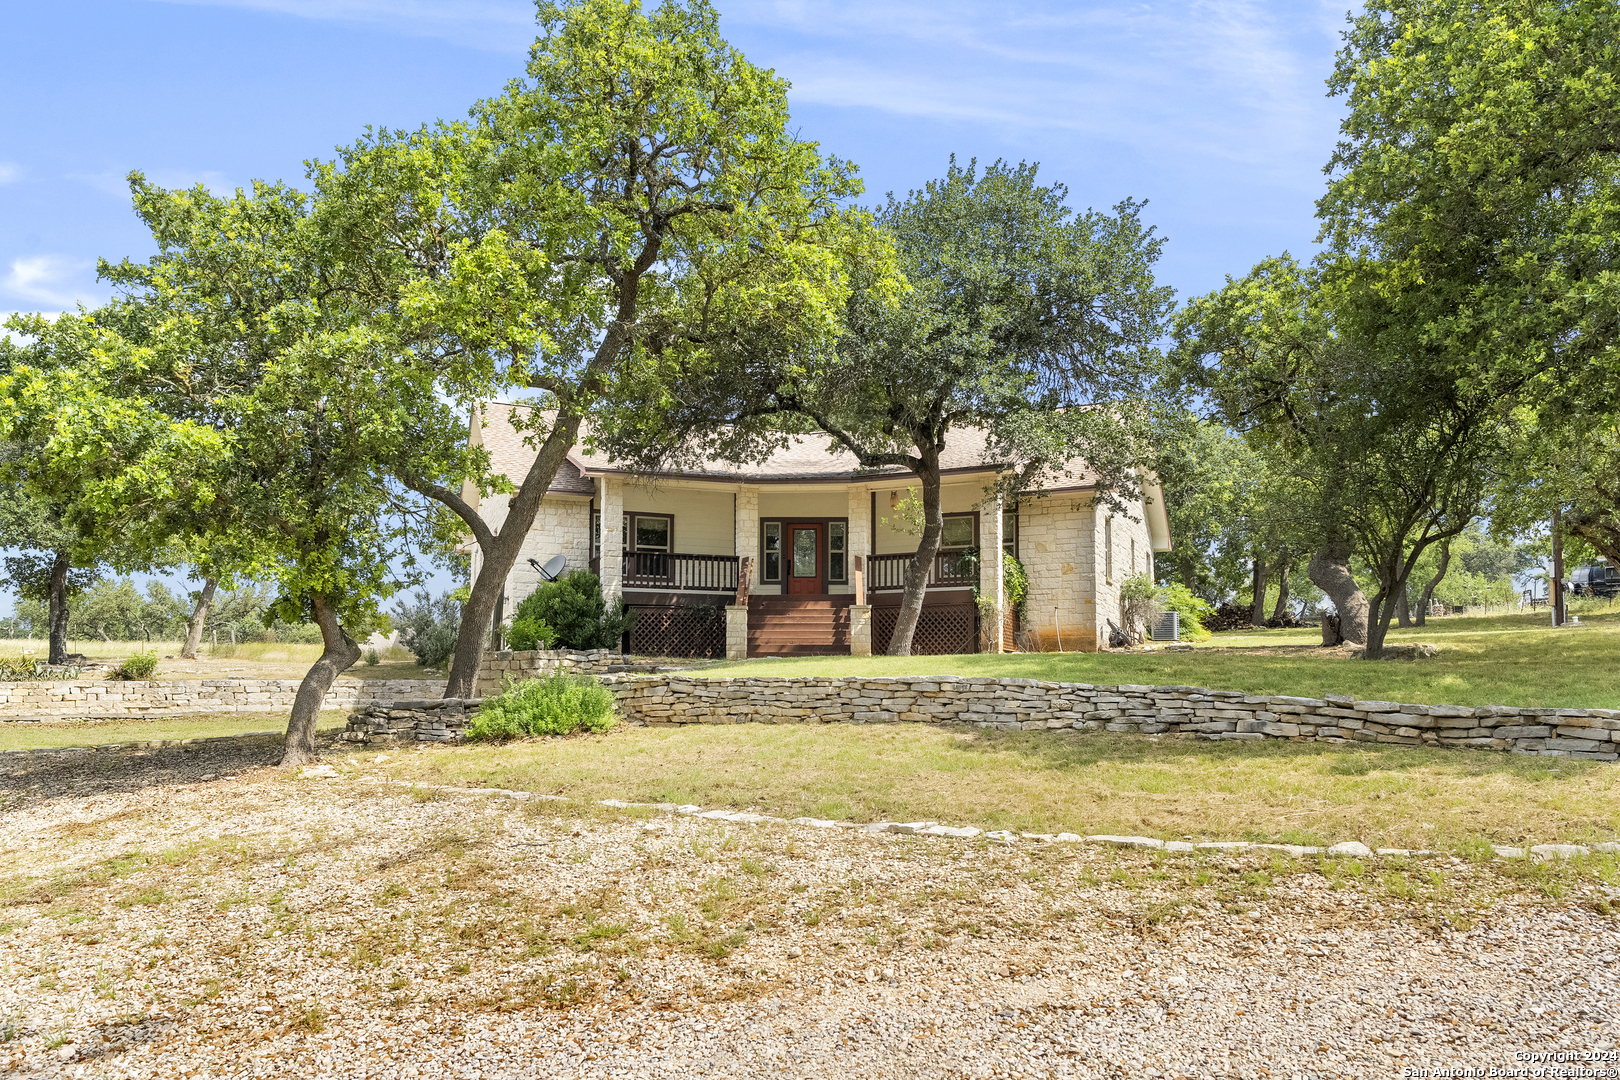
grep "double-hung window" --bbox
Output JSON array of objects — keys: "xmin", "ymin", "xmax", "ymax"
[
  {"xmin": 828, "ymin": 522, "xmax": 847, "ymax": 582},
  {"xmin": 762, "ymin": 522, "xmax": 782, "ymax": 581}
]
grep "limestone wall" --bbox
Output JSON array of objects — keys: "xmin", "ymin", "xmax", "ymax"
[
  {"xmin": 473, "ymin": 648, "xmax": 634, "ymax": 698},
  {"xmin": 1018, "ymin": 497, "xmax": 1099, "ymax": 651},
  {"xmin": 0, "ymin": 678, "xmax": 444, "ymax": 721},
  {"xmin": 602, "ymin": 675, "xmax": 1620, "ymax": 761},
  {"xmin": 503, "ymin": 495, "xmax": 594, "ymax": 611},
  {"xmin": 343, "ymin": 698, "xmax": 477, "ymax": 744}
]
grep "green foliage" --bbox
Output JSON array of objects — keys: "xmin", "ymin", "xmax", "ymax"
[
  {"xmin": 1001, "ymin": 553, "xmax": 1028, "ymax": 615},
  {"xmin": 465, "ymin": 672, "xmax": 617, "ymax": 741},
  {"xmin": 393, "ymin": 593, "xmax": 461, "ymax": 670},
  {"xmin": 518, "ymin": 573, "xmax": 631, "ymax": 651},
  {"xmin": 364, "ymin": 649, "xmax": 379, "ymax": 666},
  {"xmin": 1158, "ymin": 584, "xmax": 1215, "ymax": 641},
  {"xmin": 506, "ymin": 613, "xmax": 558, "ymax": 653},
  {"xmin": 1117, "ymin": 572, "xmax": 1162, "ymax": 642},
  {"xmin": 0, "ymin": 656, "xmax": 81, "ymax": 681},
  {"xmin": 114, "ymin": 651, "xmax": 159, "ymax": 680}
]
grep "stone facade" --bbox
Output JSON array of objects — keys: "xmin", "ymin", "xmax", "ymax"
[{"xmin": 0, "ymin": 678, "xmax": 442, "ymax": 721}]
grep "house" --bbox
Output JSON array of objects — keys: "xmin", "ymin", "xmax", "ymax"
[{"xmin": 464, "ymin": 402, "xmax": 1172, "ymax": 658}]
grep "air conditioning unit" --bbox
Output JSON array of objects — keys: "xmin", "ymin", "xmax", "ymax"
[{"xmin": 1150, "ymin": 611, "xmax": 1180, "ymax": 641}]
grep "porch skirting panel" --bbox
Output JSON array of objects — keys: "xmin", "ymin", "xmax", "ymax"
[
  {"xmin": 624, "ymin": 594, "xmax": 729, "ymax": 660},
  {"xmin": 872, "ymin": 594, "xmax": 979, "ymax": 656}
]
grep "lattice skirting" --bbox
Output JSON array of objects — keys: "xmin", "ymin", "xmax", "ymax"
[
  {"xmin": 627, "ymin": 603, "xmax": 728, "ymax": 659},
  {"xmin": 873, "ymin": 603, "xmax": 979, "ymax": 656}
]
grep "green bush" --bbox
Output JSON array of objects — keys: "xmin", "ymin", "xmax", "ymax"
[
  {"xmin": 1158, "ymin": 583, "xmax": 1215, "ymax": 641},
  {"xmin": 393, "ymin": 592, "xmax": 462, "ymax": 669},
  {"xmin": 513, "ymin": 572, "xmax": 632, "ymax": 651},
  {"xmin": 506, "ymin": 614, "xmax": 557, "ymax": 652},
  {"xmin": 115, "ymin": 651, "xmax": 159, "ymax": 680},
  {"xmin": 465, "ymin": 672, "xmax": 617, "ymax": 741},
  {"xmin": 0, "ymin": 656, "xmax": 82, "ymax": 681}
]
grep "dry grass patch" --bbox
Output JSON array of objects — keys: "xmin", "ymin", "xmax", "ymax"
[
  {"xmin": 361, "ymin": 723, "xmax": 1620, "ymax": 850},
  {"xmin": 0, "ymin": 710, "xmax": 350, "ymax": 752}
]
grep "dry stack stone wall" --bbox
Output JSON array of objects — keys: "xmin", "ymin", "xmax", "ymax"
[
  {"xmin": 0, "ymin": 678, "xmax": 443, "ymax": 721},
  {"xmin": 602, "ymin": 675, "xmax": 1620, "ymax": 760},
  {"xmin": 343, "ymin": 698, "xmax": 478, "ymax": 744},
  {"xmin": 474, "ymin": 649, "xmax": 640, "ymax": 697}
]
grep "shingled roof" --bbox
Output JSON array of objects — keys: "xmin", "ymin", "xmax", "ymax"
[{"xmin": 473, "ymin": 401, "xmax": 1093, "ymax": 491}]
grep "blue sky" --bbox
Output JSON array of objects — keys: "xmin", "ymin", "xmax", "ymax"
[{"xmin": 1, "ymin": 0, "xmax": 1353, "ymax": 606}]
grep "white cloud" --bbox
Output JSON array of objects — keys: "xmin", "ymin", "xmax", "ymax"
[
  {"xmin": 0, "ymin": 163, "xmax": 19, "ymax": 186},
  {"xmin": 150, "ymin": 0, "xmax": 535, "ymax": 51},
  {"xmin": 1, "ymin": 257, "xmax": 95, "ymax": 311}
]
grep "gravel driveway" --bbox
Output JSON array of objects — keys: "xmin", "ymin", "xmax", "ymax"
[{"xmin": 1, "ymin": 740, "xmax": 1616, "ymax": 1079}]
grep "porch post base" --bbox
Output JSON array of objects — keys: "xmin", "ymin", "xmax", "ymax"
[
  {"xmin": 725, "ymin": 605, "xmax": 749, "ymax": 660},
  {"xmin": 849, "ymin": 604, "xmax": 873, "ymax": 656}
]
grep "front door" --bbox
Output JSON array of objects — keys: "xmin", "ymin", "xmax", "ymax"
[{"xmin": 786, "ymin": 523, "xmax": 822, "ymax": 594}]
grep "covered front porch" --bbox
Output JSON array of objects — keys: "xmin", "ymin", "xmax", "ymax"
[{"xmin": 588, "ymin": 475, "xmax": 1012, "ymax": 659}]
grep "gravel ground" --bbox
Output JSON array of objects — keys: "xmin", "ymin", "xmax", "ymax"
[{"xmin": 1, "ymin": 739, "xmax": 1617, "ymax": 1079}]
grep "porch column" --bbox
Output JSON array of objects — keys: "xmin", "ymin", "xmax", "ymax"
[
  {"xmin": 599, "ymin": 477, "xmax": 624, "ymax": 606},
  {"xmin": 735, "ymin": 485, "xmax": 760, "ymax": 588},
  {"xmin": 848, "ymin": 487, "xmax": 872, "ymax": 655},
  {"xmin": 980, "ymin": 491, "xmax": 1005, "ymax": 652}
]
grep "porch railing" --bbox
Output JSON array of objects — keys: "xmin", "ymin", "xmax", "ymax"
[
  {"xmin": 622, "ymin": 551, "xmax": 740, "ymax": 593},
  {"xmin": 868, "ymin": 550, "xmax": 977, "ymax": 591}
]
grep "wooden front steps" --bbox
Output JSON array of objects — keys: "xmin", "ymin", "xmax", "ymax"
[{"xmin": 747, "ymin": 596, "xmax": 852, "ymax": 657}]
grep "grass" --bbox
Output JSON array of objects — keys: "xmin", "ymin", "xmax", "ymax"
[
  {"xmin": 363, "ymin": 721, "xmax": 1620, "ymax": 850},
  {"xmin": 701, "ymin": 608, "xmax": 1620, "ymax": 710},
  {"xmin": 0, "ymin": 710, "xmax": 349, "ymax": 752}
]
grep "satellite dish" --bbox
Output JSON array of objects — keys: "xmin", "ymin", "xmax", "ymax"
[{"xmin": 528, "ymin": 554, "xmax": 568, "ymax": 581}]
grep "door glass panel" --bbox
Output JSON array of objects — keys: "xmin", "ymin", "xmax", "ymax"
[
  {"xmin": 634, "ymin": 516, "xmax": 670, "ymax": 551},
  {"xmin": 828, "ymin": 522, "xmax": 846, "ymax": 581},
  {"xmin": 792, "ymin": 528, "xmax": 817, "ymax": 577}
]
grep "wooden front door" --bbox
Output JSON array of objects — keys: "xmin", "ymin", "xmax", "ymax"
[{"xmin": 786, "ymin": 523, "xmax": 823, "ymax": 594}]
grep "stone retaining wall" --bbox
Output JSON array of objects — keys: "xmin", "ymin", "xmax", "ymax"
[
  {"xmin": 0, "ymin": 678, "xmax": 444, "ymax": 721},
  {"xmin": 603, "ymin": 675, "xmax": 1620, "ymax": 761},
  {"xmin": 338, "ymin": 675, "xmax": 1620, "ymax": 761},
  {"xmin": 474, "ymin": 649, "xmax": 644, "ymax": 697},
  {"xmin": 342, "ymin": 698, "xmax": 479, "ymax": 744}
]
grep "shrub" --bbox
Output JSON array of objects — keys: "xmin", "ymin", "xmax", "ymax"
[
  {"xmin": 364, "ymin": 648, "xmax": 380, "ymax": 666},
  {"xmin": 1118, "ymin": 572, "xmax": 1163, "ymax": 643},
  {"xmin": 393, "ymin": 592, "xmax": 462, "ymax": 670},
  {"xmin": 465, "ymin": 672, "xmax": 617, "ymax": 741},
  {"xmin": 115, "ymin": 651, "xmax": 159, "ymax": 680},
  {"xmin": 1158, "ymin": 584, "xmax": 1215, "ymax": 641},
  {"xmin": 515, "ymin": 572, "xmax": 632, "ymax": 651},
  {"xmin": 0, "ymin": 656, "xmax": 82, "ymax": 681},
  {"xmin": 506, "ymin": 613, "xmax": 557, "ymax": 652}
]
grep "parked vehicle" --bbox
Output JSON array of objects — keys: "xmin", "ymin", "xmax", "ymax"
[{"xmin": 1570, "ymin": 562, "xmax": 1620, "ymax": 599}]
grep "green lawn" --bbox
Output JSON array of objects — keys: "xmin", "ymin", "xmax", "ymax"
[
  {"xmin": 367, "ymin": 721, "xmax": 1620, "ymax": 850},
  {"xmin": 0, "ymin": 710, "xmax": 346, "ymax": 752},
  {"xmin": 701, "ymin": 608, "xmax": 1620, "ymax": 710}
]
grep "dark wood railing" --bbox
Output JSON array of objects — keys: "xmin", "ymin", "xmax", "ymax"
[
  {"xmin": 868, "ymin": 550, "xmax": 977, "ymax": 591},
  {"xmin": 622, "ymin": 551, "xmax": 740, "ymax": 593}
]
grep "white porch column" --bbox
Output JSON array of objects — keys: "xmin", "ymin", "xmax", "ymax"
[
  {"xmin": 735, "ymin": 485, "xmax": 760, "ymax": 587},
  {"xmin": 847, "ymin": 486, "xmax": 871, "ymax": 568},
  {"xmin": 599, "ymin": 477, "xmax": 624, "ymax": 605},
  {"xmin": 980, "ymin": 491, "xmax": 1005, "ymax": 652}
]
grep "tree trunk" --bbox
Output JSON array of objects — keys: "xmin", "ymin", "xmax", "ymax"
[
  {"xmin": 1271, "ymin": 563, "xmax": 1291, "ymax": 624},
  {"xmin": 1362, "ymin": 589, "xmax": 1394, "ymax": 658},
  {"xmin": 1395, "ymin": 589, "xmax": 1411, "ymax": 628},
  {"xmin": 281, "ymin": 592, "xmax": 362, "ymax": 766},
  {"xmin": 181, "ymin": 577, "xmax": 217, "ymax": 659},
  {"xmin": 47, "ymin": 549, "xmax": 70, "ymax": 665},
  {"xmin": 1415, "ymin": 539, "xmax": 1451, "ymax": 627},
  {"xmin": 888, "ymin": 450, "xmax": 945, "ymax": 656},
  {"xmin": 1307, "ymin": 540, "xmax": 1368, "ymax": 645},
  {"xmin": 441, "ymin": 413, "xmax": 585, "ymax": 698},
  {"xmin": 1249, "ymin": 557, "xmax": 1269, "ymax": 628}
]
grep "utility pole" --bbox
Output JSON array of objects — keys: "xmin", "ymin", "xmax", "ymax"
[{"xmin": 1552, "ymin": 508, "xmax": 1566, "ymax": 627}]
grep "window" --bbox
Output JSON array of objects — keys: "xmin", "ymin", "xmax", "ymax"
[
  {"xmin": 1002, "ymin": 511, "xmax": 1018, "ymax": 556},
  {"xmin": 762, "ymin": 522, "xmax": 782, "ymax": 581},
  {"xmin": 1105, "ymin": 516, "xmax": 1114, "ymax": 582},
  {"xmin": 941, "ymin": 515, "xmax": 975, "ymax": 549},
  {"xmin": 828, "ymin": 522, "xmax": 847, "ymax": 581},
  {"xmin": 592, "ymin": 511, "xmax": 601, "ymax": 560},
  {"xmin": 632, "ymin": 514, "xmax": 670, "ymax": 552}
]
